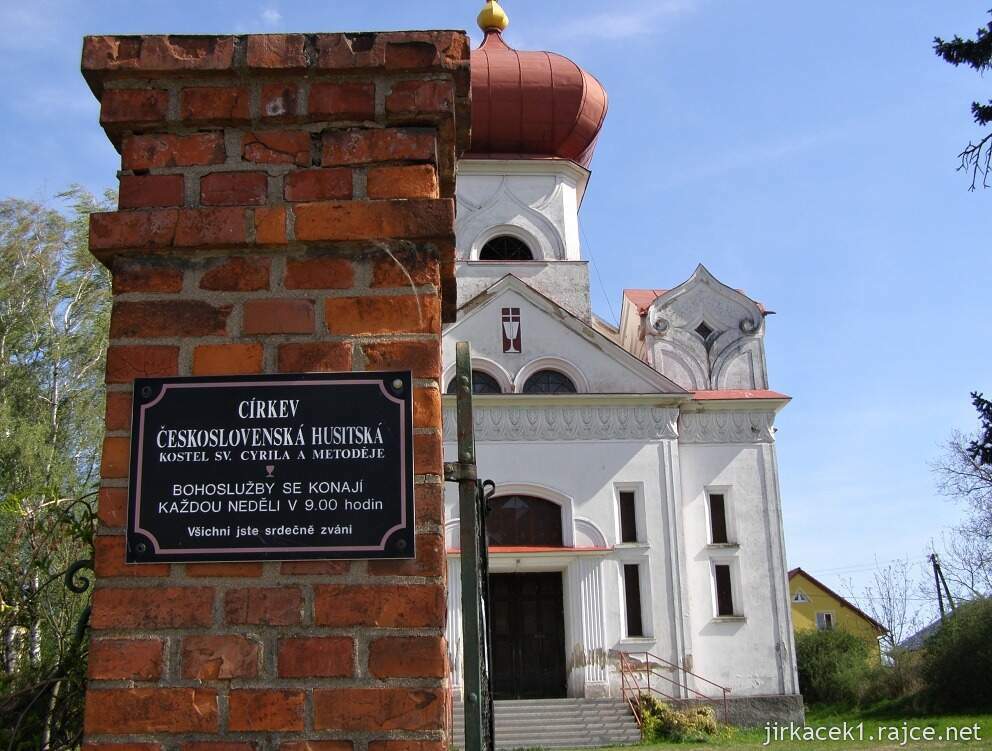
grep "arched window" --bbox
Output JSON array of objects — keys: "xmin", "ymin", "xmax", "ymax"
[
  {"xmin": 479, "ymin": 235, "xmax": 533, "ymax": 261},
  {"xmin": 446, "ymin": 370, "xmax": 502, "ymax": 395},
  {"xmin": 521, "ymin": 369, "xmax": 577, "ymax": 394},
  {"xmin": 487, "ymin": 495, "xmax": 563, "ymax": 547}
]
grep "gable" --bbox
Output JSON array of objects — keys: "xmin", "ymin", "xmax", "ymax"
[{"xmin": 442, "ymin": 276, "xmax": 685, "ymax": 395}]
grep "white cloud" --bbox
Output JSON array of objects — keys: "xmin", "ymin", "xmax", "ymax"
[
  {"xmin": 260, "ymin": 8, "xmax": 282, "ymax": 27},
  {"xmin": 556, "ymin": 0, "xmax": 698, "ymax": 42}
]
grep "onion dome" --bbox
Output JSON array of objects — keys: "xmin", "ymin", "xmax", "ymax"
[{"xmin": 470, "ymin": 1, "xmax": 608, "ymax": 167}]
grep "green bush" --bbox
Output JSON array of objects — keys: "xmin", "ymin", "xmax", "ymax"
[
  {"xmin": 639, "ymin": 695, "xmax": 719, "ymax": 743},
  {"xmin": 922, "ymin": 598, "xmax": 992, "ymax": 711},
  {"xmin": 860, "ymin": 648, "xmax": 924, "ymax": 706},
  {"xmin": 795, "ymin": 628, "xmax": 871, "ymax": 706}
]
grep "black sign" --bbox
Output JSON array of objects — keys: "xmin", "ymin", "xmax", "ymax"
[{"xmin": 126, "ymin": 372, "xmax": 415, "ymax": 563}]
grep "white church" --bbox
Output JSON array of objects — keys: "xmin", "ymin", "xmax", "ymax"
[{"xmin": 442, "ymin": 2, "xmax": 802, "ymax": 725}]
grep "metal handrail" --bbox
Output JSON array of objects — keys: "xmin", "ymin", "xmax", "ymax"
[{"xmin": 617, "ymin": 650, "xmax": 731, "ymax": 726}]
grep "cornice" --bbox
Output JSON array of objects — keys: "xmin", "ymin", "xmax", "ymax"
[
  {"xmin": 678, "ymin": 410, "xmax": 776, "ymax": 444},
  {"xmin": 442, "ymin": 403, "xmax": 680, "ymax": 442}
]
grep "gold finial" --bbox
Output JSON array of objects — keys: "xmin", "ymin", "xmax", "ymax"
[{"xmin": 477, "ymin": 0, "xmax": 509, "ymax": 33}]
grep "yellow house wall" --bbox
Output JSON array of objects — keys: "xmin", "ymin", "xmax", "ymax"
[{"xmin": 789, "ymin": 573, "xmax": 883, "ymax": 663}]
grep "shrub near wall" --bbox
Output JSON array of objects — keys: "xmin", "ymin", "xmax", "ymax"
[
  {"xmin": 795, "ymin": 628, "xmax": 871, "ymax": 706},
  {"xmin": 922, "ymin": 598, "xmax": 992, "ymax": 711}
]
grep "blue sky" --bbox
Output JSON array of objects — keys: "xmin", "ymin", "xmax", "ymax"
[{"xmin": 1, "ymin": 1, "xmax": 988, "ymax": 606}]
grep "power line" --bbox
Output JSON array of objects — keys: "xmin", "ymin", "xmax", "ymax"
[{"xmin": 580, "ymin": 225, "xmax": 617, "ymax": 326}]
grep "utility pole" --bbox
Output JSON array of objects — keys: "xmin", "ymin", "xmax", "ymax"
[{"xmin": 929, "ymin": 553, "xmax": 956, "ymax": 622}]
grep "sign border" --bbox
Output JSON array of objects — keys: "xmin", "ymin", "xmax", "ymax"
[{"xmin": 126, "ymin": 371, "xmax": 415, "ymax": 563}]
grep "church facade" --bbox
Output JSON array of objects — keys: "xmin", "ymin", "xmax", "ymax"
[{"xmin": 442, "ymin": 2, "xmax": 801, "ymax": 717}]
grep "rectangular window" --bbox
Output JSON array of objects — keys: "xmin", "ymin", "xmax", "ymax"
[
  {"xmin": 714, "ymin": 564, "xmax": 735, "ymax": 616},
  {"xmin": 623, "ymin": 564, "xmax": 644, "ymax": 637},
  {"xmin": 708, "ymin": 493, "xmax": 729, "ymax": 544},
  {"xmin": 816, "ymin": 612, "xmax": 834, "ymax": 631},
  {"xmin": 619, "ymin": 491, "xmax": 638, "ymax": 543}
]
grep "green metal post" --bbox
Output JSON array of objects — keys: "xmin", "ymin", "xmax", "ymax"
[{"xmin": 445, "ymin": 341, "xmax": 488, "ymax": 751}]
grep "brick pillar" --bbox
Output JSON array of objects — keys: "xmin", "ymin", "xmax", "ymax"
[{"xmin": 81, "ymin": 32, "xmax": 469, "ymax": 750}]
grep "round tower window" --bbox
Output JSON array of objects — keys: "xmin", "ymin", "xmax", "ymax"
[{"xmin": 479, "ymin": 235, "xmax": 533, "ymax": 261}]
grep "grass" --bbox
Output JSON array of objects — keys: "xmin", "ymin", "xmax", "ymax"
[{"xmin": 555, "ymin": 707, "xmax": 992, "ymax": 751}]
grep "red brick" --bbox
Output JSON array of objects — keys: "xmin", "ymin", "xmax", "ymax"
[
  {"xmin": 84, "ymin": 687, "xmax": 218, "ymax": 734},
  {"xmin": 98, "ymin": 487, "xmax": 127, "ymax": 527},
  {"xmin": 308, "ymin": 82, "xmax": 375, "ymax": 120},
  {"xmin": 294, "ymin": 200, "xmax": 453, "ymax": 242},
  {"xmin": 89, "ymin": 209, "xmax": 178, "ymax": 253},
  {"xmin": 180, "ymin": 86, "xmax": 250, "ymax": 123},
  {"xmin": 371, "ymin": 252, "xmax": 440, "ymax": 288},
  {"xmin": 182, "ymin": 744, "xmax": 256, "ymax": 751},
  {"xmin": 83, "ymin": 744, "xmax": 162, "ymax": 751},
  {"xmin": 367, "ymin": 165, "xmax": 438, "ymax": 199},
  {"xmin": 228, "ymin": 689, "xmax": 304, "ymax": 732},
  {"xmin": 368, "ymin": 742, "xmax": 443, "ymax": 751},
  {"xmin": 322, "ymin": 128, "xmax": 436, "ymax": 165},
  {"xmin": 224, "ymin": 587, "xmax": 303, "ymax": 625},
  {"xmin": 313, "ymin": 688, "xmax": 445, "ymax": 731},
  {"xmin": 314, "ymin": 584, "xmax": 444, "ymax": 627},
  {"xmin": 362, "ymin": 340, "xmax": 440, "ymax": 380},
  {"xmin": 368, "ymin": 636, "xmax": 445, "ymax": 678},
  {"xmin": 254, "ymin": 206, "xmax": 287, "ymax": 245},
  {"xmin": 284, "ymin": 256, "xmax": 355, "ymax": 289},
  {"xmin": 119, "ymin": 174, "xmax": 184, "ymax": 209},
  {"xmin": 247, "ymin": 34, "xmax": 306, "ymax": 69},
  {"xmin": 278, "ymin": 637, "xmax": 353, "ymax": 678},
  {"xmin": 105, "ymin": 391, "xmax": 132, "ymax": 432},
  {"xmin": 91, "ymin": 587, "xmax": 214, "ymax": 629},
  {"xmin": 281, "ymin": 743, "xmax": 352, "ymax": 751},
  {"xmin": 242, "ymin": 131, "xmax": 310, "ymax": 166},
  {"xmin": 413, "ymin": 388, "xmax": 440, "ymax": 429},
  {"xmin": 100, "ymin": 436, "xmax": 130, "ymax": 479},
  {"xmin": 186, "ymin": 562, "xmax": 264, "ymax": 577},
  {"xmin": 325, "ymin": 295, "xmax": 439, "ymax": 336},
  {"xmin": 192, "ymin": 343, "xmax": 264, "ymax": 375},
  {"xmin": 369, "ymin": 533, "xmax": 444, "ymax": 578},
  {"xmin": 88, "ymin": 638, "xmax": 164, "ymax": 680},
  {"xmin": 414, "ymin": 432, "xmax": 442, "ymax": 475},
  {"xmin": 243, "ymin": 299, "xmax": 314, "ymax": 335},
  {"xmin": 279, "ymin": 560, "xmax": 351, "ymax": 576},
  {"xmin": 261, "ymin": 83, "xmax": 298, "ymax": 120},
  {"xmin": 315, "ymin": 33, "xmax": 384, "ymax": 70},
  {"xmin": 278, "ymin": 342, "xmax": 352, "ymax": 373},
  {"xmin": 122, "ymin": 133, "xmax": 225, "ymax": 170},
  {"xmin": 200, "ymin": 172, "xmax": 268, "ymax": 206},
  {"xmin": 200, "ymin": 257, "xmax": 270, "ymax": 291},
  {"xmin": 181, "ymin": 634, "xmax": 260, "ymax": 679},
  {"xmin": 106, "ymin": 345, "xmax": 179, "ymax": 382},
  {"xmin": 82, "ymin": 35, "xmax": 235, "ymax": 72},
  {"xmin": 175, "ymin": 207, "xmax": 247, "ymax": 247},
  {"xmin": 112, "ymin": 259, "xmax": 184, "ymax": 293},
  {"xmin": 100, "ymin": 88, "xmax": 168, "ymax": 125},
  {"xmin": 385, "ymin": 42, "xmax": 441, "ymax": 70},
  {"xmin": 111, "ymin": 300, "xmax": 231, "ymax": 338},
  {"xmin": 415, "ymin": 484, "xmax": 444, "ymax": 526},
  {"xmin": 94, "ymin": 535, "xmax": 169, "ymax": 578},
  {"xmin": 284, "ymin": 169, "xmax": 352, "ymax": 202},
  {"xmin": 385, "ymin": 80, "xmax": 453, "ymax": 117}
]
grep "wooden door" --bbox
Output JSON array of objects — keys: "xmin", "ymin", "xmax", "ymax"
[{"xmin": 489, "ymin": 572, "xmax": 567, "ymax": 699}]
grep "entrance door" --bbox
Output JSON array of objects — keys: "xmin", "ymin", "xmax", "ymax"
[{"xmin": 489, "ymin": 572, "xmax": 567, "ymax": 699}]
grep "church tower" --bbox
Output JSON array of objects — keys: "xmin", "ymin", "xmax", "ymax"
[{"xmin": 454, "ymin": 1, "xmax": 608, "ymax": 322}]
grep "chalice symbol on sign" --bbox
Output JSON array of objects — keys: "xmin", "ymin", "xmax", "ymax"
[{"xmin": 265, "ymin": 465, "xmax": 275, "ymax": 478}]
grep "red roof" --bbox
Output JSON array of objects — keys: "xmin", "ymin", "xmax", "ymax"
[
  {"xmin": 692, "ymin": 389, "xmax": 790, "ymax": 401},
  {"xmin": 469, "ymin": 30, "xmax": 608, "ymax": 167}
]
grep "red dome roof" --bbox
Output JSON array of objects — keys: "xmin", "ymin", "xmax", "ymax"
[{"xmin": 469, "ymin": 30, "xmax": 608, "ymax": 167}]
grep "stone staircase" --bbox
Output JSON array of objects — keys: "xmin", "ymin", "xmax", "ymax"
[{"xmin": 452, "ymin": 698, "xmax": 641, "ymax": 750}]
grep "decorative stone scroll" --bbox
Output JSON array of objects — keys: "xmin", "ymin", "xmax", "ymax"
[
  {"xmin": 442, "ymin": 404, "xmax": 679, "ymax": 442},
  {"xmin": 678, "ymin": 410, "xmax": 776, "ymax": 444}
]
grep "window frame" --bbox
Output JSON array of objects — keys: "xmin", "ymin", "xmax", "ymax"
[
  {"xmin": 478, "ymin": 234, "xmax": 534, "ymax": 262},
  {"xmin": 710, "ymin": 559, "xmax": 744, "ymax": 620},
  {"xmin": 614, "ymin": 483, "xmax": 646, "ymax": 545},
  {"xmin": 619, "ymin": 560, "xmax": 653, "ymax": 640},
  {"xmin": 704, "ymin": 486, "xmax": 737, "ymax": 547},
  {"xmin": 521, "ymin": 369, "xmax": 578, "ymax": 395},
  {"xmin": 816, "ymin": 611, "xmax": 836, "ymax": 631}
]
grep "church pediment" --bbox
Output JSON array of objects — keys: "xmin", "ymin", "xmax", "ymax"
[{"xmin": 442, "ymin": 275, "xmax": 686, "ymax": 395}]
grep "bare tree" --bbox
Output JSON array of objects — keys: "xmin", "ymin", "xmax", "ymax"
[{"xmin": 845, "ymin": 558, "xmax": 926, "ymax": 654}]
